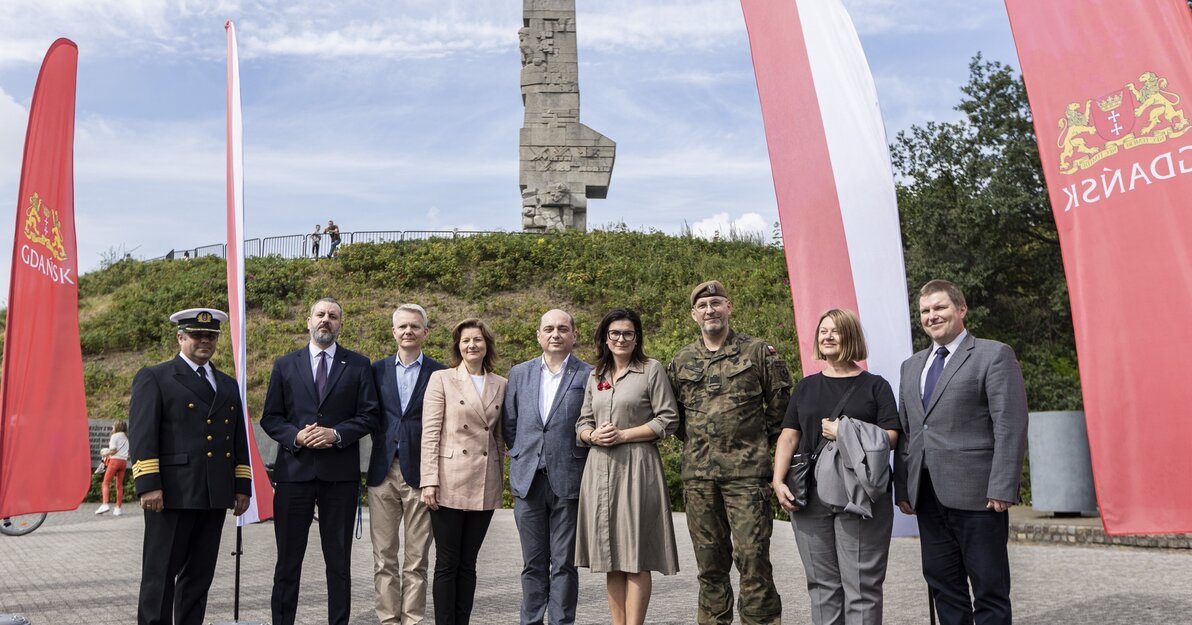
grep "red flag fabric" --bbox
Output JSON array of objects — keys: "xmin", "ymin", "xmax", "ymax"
[
  {"xmin": 0, "ymin": 39, "xmax": 89, "ymax": 517},
  {"xmin": 226, "ymin": 21, "xmax": 273, "ymax": 523},
  {"xmin": 1005, "ymin": 0, "xmax": 1192, "ymax": 534}
]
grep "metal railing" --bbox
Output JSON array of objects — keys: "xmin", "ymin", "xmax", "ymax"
[{"xmin": 149, "ymin": 230, "xmax": 522, "ymax": 262}]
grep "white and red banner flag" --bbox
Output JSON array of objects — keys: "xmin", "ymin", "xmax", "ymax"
[
  {"xmin": 741, "ymin": 0, "xmax": 914, "ymax": 534},
  {"xmin": 1005, "ymin": 0, "xmax": 1192, "ymax": 534},
  {"xmin": 740, "ymin": 0, "xmax": 912, "ymax": 393},
  {"xmin": 0, "ymin": 39, "xmax": 89, "ymax": 517},
  {"xmin": 226, "ymin": 21, "xmax": 274, "ymax": 524}
]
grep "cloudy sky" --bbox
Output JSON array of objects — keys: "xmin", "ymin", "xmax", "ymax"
[{"xmin": 0, "ymin": 1, "xmax": 1020, "ymax": 299}]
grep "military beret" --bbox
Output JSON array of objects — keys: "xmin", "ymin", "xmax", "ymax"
[
  {"xmin": 169, "ymin": 308, "xmax": 228, "ymax": 333},
  {"xmin": 690, "ymin": 280, "xmax": 730, "ymax": 306}
]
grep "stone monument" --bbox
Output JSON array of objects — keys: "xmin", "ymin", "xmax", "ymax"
[{"xmin": 519, "ymin": 0, "xmax": 615, "ymax": 232}]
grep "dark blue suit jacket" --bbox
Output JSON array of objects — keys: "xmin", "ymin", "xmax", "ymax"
[
  {"xmin": 261, "ymin": 344, "xmax": 379, "ymax": 483},
  {"xmin": 366, "ymin": 353, "xmax": 447, "ymax": 488},
  {"xmin": 128, "ymin": 356, "xmax": 251, "ymax": 509}
]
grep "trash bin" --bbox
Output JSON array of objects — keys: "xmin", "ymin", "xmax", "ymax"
[{"xmin": 1027, "ymin": 410, "xmax": 1098, "ymax": 515}]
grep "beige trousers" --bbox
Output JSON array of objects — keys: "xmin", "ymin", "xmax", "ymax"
[{"xmin": 369, "ymin": 458, "xmax": 434, "ymax": 625}]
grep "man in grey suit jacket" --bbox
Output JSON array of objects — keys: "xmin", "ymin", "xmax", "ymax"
[
  {"xmin": 894, "ymin": 280, "xmax": 1028, "ymax": 625},
  {"xmin": 366, "ymin": 304, "xmax": 447, "ymax": 625},
  {"xmin": 503, "ymin": 309, "xmax": 593, "ymax": 625}
]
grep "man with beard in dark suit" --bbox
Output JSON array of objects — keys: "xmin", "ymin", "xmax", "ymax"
[
  {"xmin": 129, "ymin": 308, "xmax": 252, "ymax": 625},
  {"xmin": 261, "ymin": 297, "xmax": 379, "ymax": 625}
]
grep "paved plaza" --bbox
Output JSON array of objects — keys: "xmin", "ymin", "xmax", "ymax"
[{"xmin": 3, "ymin": 504, "xmax": 1191, "ymax": 624}]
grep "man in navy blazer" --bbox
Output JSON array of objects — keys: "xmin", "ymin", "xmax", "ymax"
[
  {"xmin": 366, "ymin": 304, "xmax": 446, "ymax": 625},
  {"xmin": 261, "ymin": 297, "xmax": 379, "ymax": 625},
  {"xmin": 895, "ymin": 280, "xmax": 1029, "ymax": 625},
  {"xmin": 503, "ymin": 309, "xmax": 593, "ymax": 625}
]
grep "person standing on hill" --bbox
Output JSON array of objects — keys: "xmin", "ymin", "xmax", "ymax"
[
  {"xmin": 326, "ymin": 220, "xmax": 342, "ymax": 257},
  {"xmin": 309, "ymin": 224, "xmax": 322, "ymax": 258}
]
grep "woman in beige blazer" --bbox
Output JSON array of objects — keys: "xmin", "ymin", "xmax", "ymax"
[{"xmin": 420, "ymin": 318, "xmax": 506, "ymax": 625}]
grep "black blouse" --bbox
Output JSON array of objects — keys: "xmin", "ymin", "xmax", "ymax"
[{"xmin": 782, "ymin": 370, "xmax": 900, "ymax": 453}]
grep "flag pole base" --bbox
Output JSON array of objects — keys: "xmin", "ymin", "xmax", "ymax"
[{"xmin": 0, "ymin": 615, "xmax": 32, "ymax": 625}]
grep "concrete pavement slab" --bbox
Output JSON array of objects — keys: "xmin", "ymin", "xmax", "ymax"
[{"xmin": 2, "ymin": 504, "xmax": 1191, "ymax": 624}]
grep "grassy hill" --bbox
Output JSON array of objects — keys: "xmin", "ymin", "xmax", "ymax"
[{"xmin": 74, "ymin": 230, "xmax": 801, "ymax": 425}]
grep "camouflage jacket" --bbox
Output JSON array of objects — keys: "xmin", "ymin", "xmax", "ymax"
[{"xmin": 667, "ymin": 331, "xmax": 792, "ymax": 481}]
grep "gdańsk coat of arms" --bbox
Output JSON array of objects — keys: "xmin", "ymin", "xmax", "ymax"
[
  {"xmin": 23, "ymin": 192, "xmax": 68, "ymax": 261},
  {"xmin": 1056, "ymin": 71, "xmax": 1189, "ymax": 174}
]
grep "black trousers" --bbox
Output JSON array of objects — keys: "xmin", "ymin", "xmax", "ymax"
[
  {"xmin": 271, "ymin": 479, "xmax": 358, "ymax": 625},
  {"xmin": 430, "ymin": 506, "xmax": 495, "ymax": 625},
  {"xmin": 916, "ymin": 470, "xmax": 1012, "ymax": 625},
  {"xmin": 138, "ymin": 507, "xmax": 227, "ymax": 625}
]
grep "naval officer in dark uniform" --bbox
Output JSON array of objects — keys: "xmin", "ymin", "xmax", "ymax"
[{"xmin": 129, "ymin": 308, "xmax": 252, "ymax": 625}]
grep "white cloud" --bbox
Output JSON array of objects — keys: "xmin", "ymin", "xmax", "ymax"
[
  {"xmin": 579, "ymin": 2, "xmax": 745, "ymax": 52},
  {"xmin": 690, "ymin": 212, "xmax": 768, "ymax": 240}
]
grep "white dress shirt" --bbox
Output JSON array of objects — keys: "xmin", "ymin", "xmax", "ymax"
[{"xmin": 539, "ymin": 354, "xmax": 570, "ymax": 424}]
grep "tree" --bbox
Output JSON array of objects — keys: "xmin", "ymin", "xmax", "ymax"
[{"xmin": 891, "ymin": 55, "xmax": 1081, "ymax": 411}]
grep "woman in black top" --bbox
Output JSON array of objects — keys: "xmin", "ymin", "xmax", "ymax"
[{"xmin": 772, "ymin": 308, "xmax": 900, "ymax": 625}]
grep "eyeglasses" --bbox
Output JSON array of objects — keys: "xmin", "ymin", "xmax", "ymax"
[{"xmin": 607, "ymin": 330, "xmax": 637, "ymax": 342}]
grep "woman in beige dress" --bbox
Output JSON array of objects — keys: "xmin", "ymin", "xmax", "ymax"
[{"xmin": 576, "ymin": 308, "xmax": 680, "ymax": 625}]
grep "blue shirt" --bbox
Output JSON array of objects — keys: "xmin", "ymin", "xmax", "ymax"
[{"xmin": 395, "ymin": 352, "xmax": 424, "ymax": 416}]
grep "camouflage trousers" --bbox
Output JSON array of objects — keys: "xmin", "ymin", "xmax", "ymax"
[{"xmin": 684, "ymin": 478, "xmax": 781, "ymax": 625}]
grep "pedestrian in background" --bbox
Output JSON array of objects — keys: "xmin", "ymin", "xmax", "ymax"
[
  {"xmin": 309, "ymin": 224, "xmax": 322, "ymax": 258},
  {"xmin": 95, "ymin": 420, "xmax": 131, "ymax": 516},
  {"xmin": 326, "ymin": 220, "xmax": 342, "ymax": 257}
]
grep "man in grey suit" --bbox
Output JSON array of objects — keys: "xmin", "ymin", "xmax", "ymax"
[
  {"xmin": 503, "ymin": 309, "xmax": 593, "ymax": 625},
  {"xmin": 894, "ymin": 280, "xmax": 1028, "ymax": 625}
]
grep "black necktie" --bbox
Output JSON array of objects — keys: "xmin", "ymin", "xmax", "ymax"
[
  {"xmin": 315, "ymin": 351, "xmax": 328, "ymax": 400},
  {"xmin": 922, "ymin": 346, "xmax": 949, "ymax": 411},
  {"xmin": 197, "ymin": 365, "xmax": 214, "ymax": 391}
]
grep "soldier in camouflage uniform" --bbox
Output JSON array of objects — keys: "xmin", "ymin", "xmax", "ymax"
[{"xmin": 668, "ymin": 281, "xmax": 792, "ymax": 625}]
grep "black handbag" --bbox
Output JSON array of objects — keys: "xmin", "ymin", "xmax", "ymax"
[{"xmin": 783, "ymin": 376, "xmax": 862, "ymax": 508}]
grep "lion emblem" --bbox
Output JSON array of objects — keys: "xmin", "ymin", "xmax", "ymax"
[
  {"xmin": 1128, "ymin": 71, "xmax": 1188, "ymax": 135},
  {"xmin": 1057, "ymin": 100, "xmax": 1099, "ymax": 172}
]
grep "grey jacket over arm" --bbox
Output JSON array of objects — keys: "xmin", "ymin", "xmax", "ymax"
[{"xmin": 815, "ymin": 416, "xmax": 891, "ymax": 519}]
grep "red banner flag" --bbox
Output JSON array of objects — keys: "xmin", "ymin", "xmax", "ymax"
[
  {"xmin": 1005, "ymin": 0, "xmax": 1192, "ymax": 534},
  {"xmin": 226, "ymin": 21, "xmax": 273, "ymax": 524},
  {"xmin": 0, "ymin": 39, "xmax": 89, "ymax": 517}
]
